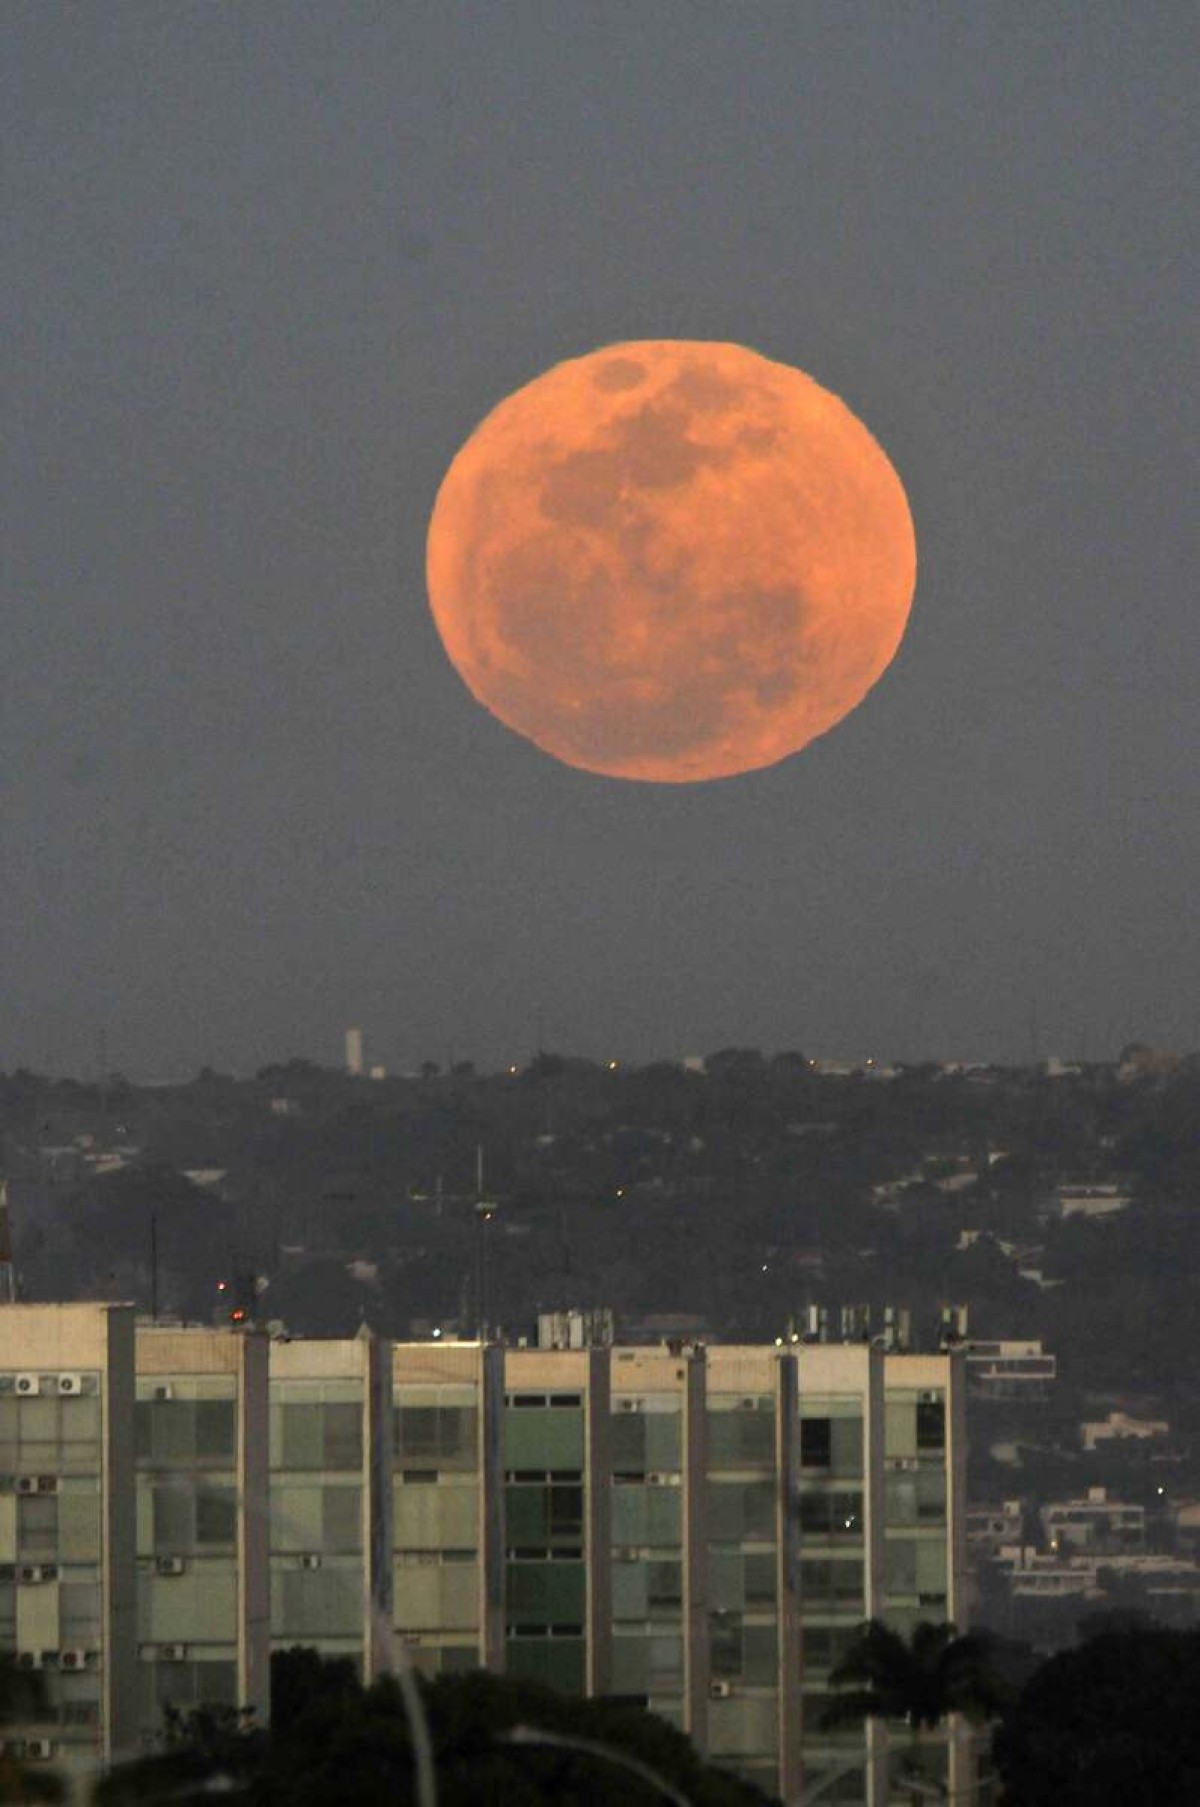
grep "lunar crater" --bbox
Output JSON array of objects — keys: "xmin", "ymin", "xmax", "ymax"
[{"xmin": 427, "ymin": 339, "xmax": 915, "ymax": 782}]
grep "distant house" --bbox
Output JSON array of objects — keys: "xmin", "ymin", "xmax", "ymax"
[
  {"xmin": 1047, "ymin": 1181, "xmax": 1131, "ymax": 1222},
  {"xmin": 963, "ymin": 1339, "xmax": 1057, "ymax": 1400},
  {"xmin": 1081, "ymin": 1409, "xmax": 1169, "ymax": 1451},
  {"xmin": 1041, "ymin": 1486, "xmax": 1145, "ymax": 1554}
]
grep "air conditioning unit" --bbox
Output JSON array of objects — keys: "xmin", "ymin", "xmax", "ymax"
[
  {"xmin": 157, "ymin": 1644, "xmax": 187, "ymax": 1662},
  {"xmin": 156, "ymin": 1556, "xmax": 185, "ymax": 1577},
  {"xmin": 153, "ymin": 1384, "xmax": 174, "ymax": 1402},
  {"xmin": 16, "ymin": 1477, "xmax": 37, "ymax": 1495},
  {"xmin": 17, "ymin": 1652, "xmax": 43, "ymax": 1670},
  {"xmin": 739, "ymin": 1397, "xmax": 757, "ymax": 1411},
  {"xmin": 709, "ymin": 1680, "xmax": 733, "ymax": 1699},
  {"xmin": 299, "ymin": 1554, "xmax": 322, "ymax": 1571},
  {"xmin": 15, "ymin": 1375, "xmax": 39, "ymax": 1396},
  {"xmin": 18, "ymin": 1566, "xmax": 46, "ymax": 1585},
  {"xmin": 36, "ymin": 1476, "xmax": 59, "ymax": 1495},
  {"xmin": 26, "ymin": 1739, "xmax": 54, "ymax": 1761},
  {"xmin": 59, "ymin": 1650, "xmax": 89, "ymax": 1671},
  {"xmin": 57, "ymin": 1374, "xmax": 84, "ymax": 1396},
  {"xmin": 919, "ymin": 1390, "xmax": 941, "ymax": 1404},
  {"xmin": 619, "ymin": 1398, "xmax": 643, "ymax": 1412}
]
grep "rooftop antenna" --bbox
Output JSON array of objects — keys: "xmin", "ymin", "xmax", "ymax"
[
  {"xmin": 0, "ymin": 1180, "xmax": 19, "ymax": 1304},
  {"xmin": 149, "ymin": 1211, "xmax": 159, "ymax": 1322}
]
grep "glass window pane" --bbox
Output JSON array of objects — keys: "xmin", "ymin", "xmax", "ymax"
[
  {"xmin": 611, "ymin": 1416, "xmax": 646, "ymax": 1471},
  {"xmin": 505, "ymin": 1488, "xmax": 548, "ymax": 1546},
  {"xmin": 323, "ymin": 1404, "xmax": 363, "ymax": 1469},
  {"xmin": 800, "ymin": 1419, "xmax": 832, "ymax": 1469},
  {"xmin": 886, "ymin": 1402, "xmax": 917, "ymax": 1458},
  {"xmin": 744, "ymin": 1552, "xmax": 776, "ymax": 1604},
  {"xmin": 281, "ymin": 1405, "xmax": 323, "ymax": 1469},
  {"xmin": 885, "ymin": 1539, "xmax": 917, "ymax": 1593},
  {"xmin": 917, "ymin": 1401, "xmax": 945, "ymax": 1451},
  {"xmin": 644, "ymin": 1414, "xmax": 682, "ymax": 1470},
  {"xmin": 196, "ymin": 1486, "xmax": 237, "ymax": 1547},
  {"xmin": 743, "ymin": 1622, "xmax": 778, "ymax": 1685},
  {"xmin": 323, "ymin": 1486, "xmax": 362, "ymax": 1552},
  {"xmin": 196, "ymin": 1401, "xmax": 236, "ymax": 1460},
  {"xmin": 153, "ymin": 1487, "xmax": 192, "ymax": 1551},
  {"xmin": 646, "ymin": 1489, "xmax": 681, "ymax": 1547},
  {"xmin": 830, "ymin": 1419, "xmax": 863, "ymax": 1479}
]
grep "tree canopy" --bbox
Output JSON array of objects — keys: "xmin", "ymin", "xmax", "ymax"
[
  {"xmin": 96, "ymin": 1651, "xmax": 777, "ymax": 1807},
  {"xmin": 992, "ymin": 1623, "xmax": 1200, "ymax": 1807}
]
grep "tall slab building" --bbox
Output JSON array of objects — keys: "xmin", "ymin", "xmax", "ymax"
[
  {"xmin": 134, "ymin": 1325, "xmax": 270, "ymax": 1740},
  {"xmin": 0, "ymin": 1303, "xmax": 136, "ymax": 1787}
]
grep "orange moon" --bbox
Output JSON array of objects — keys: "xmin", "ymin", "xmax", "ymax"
[{"xmin": 426, "ymin": 340, "xmax": 916, "ymax": 782}]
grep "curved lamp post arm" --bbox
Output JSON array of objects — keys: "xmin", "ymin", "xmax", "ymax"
[{"xmin": 497, "ymin": 1724, "xmax": 695, "ymax": 1807}]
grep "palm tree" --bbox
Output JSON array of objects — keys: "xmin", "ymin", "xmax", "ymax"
[{"xmin": 820, "ymin": 1620, "xmax": 1007, "ymax": 1802}]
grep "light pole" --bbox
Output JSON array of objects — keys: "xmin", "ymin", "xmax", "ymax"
[
  {"xmin": 496, "ymin": 1724, "xmax": 695, "ymax": 1807},
  {"xmin": 474, "ymin": 1197, "xmax": 497, "ymax": 1340}
]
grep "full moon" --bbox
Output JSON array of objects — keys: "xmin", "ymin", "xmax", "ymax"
[{"xmin": 426, "ymin": 340, "xmax": 916, "ymax": 782}]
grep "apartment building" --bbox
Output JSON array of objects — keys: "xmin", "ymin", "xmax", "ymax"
[
  {"xmin": 793, "ymin": 1343, "xmax": 884, "ymax": 1804},
  {"xmin": 704, "ymin": 1344, "xmax": 803, "ymax": 1800},
  {"xmin": 267, "ymin": 1330, "xmax": 392, "ymax": 1677},
  {"xmin": 0, "ymin": 1303, "xmax": 136, "ymax": 1788},
  {"xmin": 0, "ymin": 1315, "xmax": 964, "ymax": 1805},
  {"xmin": 501, "ymin": 1345, "xmax": 611, "ymax": 1695},
  {"xmin": 133, "ymin": 1324, "xmax": 270, "ymax": 1741},
  {"xmin": 392, "ymin": 1338, "xmax": 503, "ymax": 1675}
]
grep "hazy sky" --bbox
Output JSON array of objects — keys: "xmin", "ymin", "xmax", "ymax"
[{"xmin": 5, "ymin": 3, "xmax": 1197, "ymax": 1078}]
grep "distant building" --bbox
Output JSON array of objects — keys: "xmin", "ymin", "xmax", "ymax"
[
  {"xmin": 1081, "ymin": 1409, "xmax": 1169, "ymax": 1451},
  {"xmin": 1047, "ymin": 1182, "xmax": 1130, "ymax": 1222},
  {"xmin": 1042, "ymin": 1487, "xmax": 1145, "ymax": 1555},
  {"xmin": 962, "ymin": 1340, "xmax": 1057, "ymax": 1401},
  {"xmin": 344, "ymin": 1028, "xmax": 364, "ymax": 1078},
  {"xmin": 535, "ymin": 1308, "xmax": 614, "ymax": 1350}
]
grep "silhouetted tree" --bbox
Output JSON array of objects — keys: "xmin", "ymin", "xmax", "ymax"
[
  {"xmin": 821, "ymin": 1620, "xmax": 1006, "ymax": 1799},
  {"xmin": 993, "ymin": 1624, "xmax": 1200, "ymax": 1806}
]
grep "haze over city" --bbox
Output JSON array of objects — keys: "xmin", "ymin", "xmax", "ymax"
[{"xmin": 6, "ymin": 5, "xmax": 1196, "ymax": 1080}]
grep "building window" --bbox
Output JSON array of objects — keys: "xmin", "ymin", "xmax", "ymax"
[
  {"xmin": 916, "ymin": 1400, "xmax": 945, "ymax": 1451},
  {"xmin": 800, "ymin": 1418, "xmax": 832, "ymax": 1469}
]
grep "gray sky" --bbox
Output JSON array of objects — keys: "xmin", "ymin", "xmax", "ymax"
[{"xmin": 5, "ymin": 3, "xmax": 1197, "ymax": 1078}]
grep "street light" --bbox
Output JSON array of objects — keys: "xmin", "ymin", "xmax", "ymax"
[{"xmin": 497, "ymin": 1724, "xmax": 694, "ymax": 1806}]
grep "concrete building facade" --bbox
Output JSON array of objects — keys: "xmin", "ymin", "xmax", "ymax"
[
  {"xmin": 134, "ymin": 1325, "xmax": 270, "ymax": 1741},
  {"xmin": 0, "ymin": 1304, "xmax": 136, "ymax": 1787},
  {"xmin": 0, "ymin": 1315, "xmax": 966, "ymax": 1805},
  {"xmin": 267, "ymin": 1331, "xmax": 392, "ymax": 1677}
]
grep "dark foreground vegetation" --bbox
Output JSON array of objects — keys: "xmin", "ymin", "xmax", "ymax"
[
  {"xmin": 25, "ymin": 1620, "xmax": 1181, "ymax": 1805},
  {"xmin": 93, "ymin": 1649, "xmax": 771, "ymax": 1806}
]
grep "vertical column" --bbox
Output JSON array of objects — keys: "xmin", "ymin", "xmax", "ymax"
[
  {"xmin": 104, "ymin": 1304, "xmax": 137, "ymax": 1761},
  {"xmin": 238, "ymin": 1331, "xmax": 271, "ymax": 1720},
  {"xmin": 584, "ymin": 1348, "xmax": 610, "ymax": 1698},
  {"xmin": 363, "ymin": 1331, "xmax": 393, "ymax": 1681},
  {"xmin": 681, "ymin": 1346, "xmax": 708, "ymax": 1745}
]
